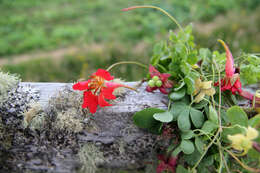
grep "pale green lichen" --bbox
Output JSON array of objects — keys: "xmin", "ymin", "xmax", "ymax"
[
  {"xmin": 78, "ymin": 144, "xmax": 104, "ymax": 173},
  {"xmin": 54, "ymin": 108, "xmax": 84, "ymax": 133},
  {"xmin": 0, "ymin": 70, "xmax": 20, "ymax": 104},
  {"xmin": 22, "ymin": 102, "xmax": 46, "ymax": 131}
]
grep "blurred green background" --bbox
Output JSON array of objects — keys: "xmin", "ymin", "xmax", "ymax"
[{"xmin": 0, "ymin": 0, "xmax": 259, "ymax": 82}]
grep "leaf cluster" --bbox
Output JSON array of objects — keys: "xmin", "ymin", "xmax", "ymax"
[{"xmin": 132, "ymin": 25, "xmax": 260, "ymax": 172}]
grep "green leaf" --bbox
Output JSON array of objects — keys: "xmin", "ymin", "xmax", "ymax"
[
  {"xmin": 193, "ymin": 99, "xmax": 208, "ymax": 109},
  {"xmin": 170, "ymin": 102, "xmax": 188, "ymax": 121},
  {"xmin": 169, "ymin": 87, "xmax": 186, "ymax": 101},
  {"xmin": 190, "ymin": 107, "xmax": 205, "ymax": 128},
  {"xmin": 181, "ymin": 130, "xmax": 194, "ymax": 140},
  {"xmin": 180, "ymin": 139, "xmax": 195, "ymax": 154},
  {"xmin": 180, "ymin": 62, "xmax": 191, "ymax": 75},
  {"xmin": 132, "ymin": 108, "xmax": 164, "ymax": 134},
  {"xmin": 153, "ymin": 111, "xmax": 173, "ymax": 123},
  {"xmin": 176, "ymin": 165, "xmax": 189, "ymax": 173},
  {"xmin": 201, "ymin": 120, "xmax": 218, "ymax": 134},
  {"xmin": 177, "ymin": 108, "xmax": 191, "ymax": 132},
  {"xmin": 187, "ymin": 50, "xmax": 198, "ymax": 65},
  {"xmin": 172, "ymin": 146, "xmax": 182, "ymax": 157},
  {"xmin": 226, "ymin": 106, "xmax": 248, "ymax": 127},
  {"xmin": 184, "ymin": 76, "xmax": 195, "ymax": 95},
  {"xmin": 208, "ymin": 105, "xmax": 218, "ymax": 124},
  {"xmin": 249, "ymin": 114, "xmax": 260, "ymax": 128},
  {"xmin": 195, "ymin": 137, "xmax": 204, "ymax": 154},
  {"xmin": 183, "ymin": 149, "xmax": 201, "ymax": 166},
  {"xmin": 174, "ymin": 81, "xmax": 185, "ymax": 91},
  {"xmin": 199, "ymin": 48, "xmax": 211, "ymax": 60}
]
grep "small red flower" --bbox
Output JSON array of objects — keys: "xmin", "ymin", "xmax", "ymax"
[
  {"xmin": 73, "ymin": 69, "xmax": 134, "ymax": 114},
  {"xmin": 214, "ymin": 40, "xmax": 242, "ymax": 95},
  {"xmin": 146, "ymin": 65, "xmax": 173, "ymax": 94},
  {"xmin": 157, "ymin": 154, "xmax": 178, "ymax": 173}
]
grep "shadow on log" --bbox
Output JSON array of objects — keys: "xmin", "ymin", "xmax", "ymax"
[{"xmin": 0, "ymin": 82, "xmax": 168, "ymax": 173}]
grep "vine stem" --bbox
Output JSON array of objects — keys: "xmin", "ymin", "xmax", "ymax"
[
  {"xmin": 106, "ymin": 61, "xmax": 148, "ymax": 72},
  {"xmin": 192, "ymin": 60, "xmax": 223, "ymax": 171},
  {"xmin": 224, "ymin": 148, "xmax": 260, "ymax": 173},
  {"xmin": 122, "ymin": 5, "xmax": 184, "ymax": 32}
]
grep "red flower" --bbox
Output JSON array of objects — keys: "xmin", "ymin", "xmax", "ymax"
[
  {"xmin": 146, "ymin": 65, "xmax": 173, "ymax": 94},
  {"xmin": 73, "ymin": 69, "xmax": 134, "ymax": 113},
  {"xmin": 157, "ymin": 154, "xmax": 178, "ymax": 173},
  {"xmin": 214, "ymin": 40, "xmax": 242, "ymax": 95}
]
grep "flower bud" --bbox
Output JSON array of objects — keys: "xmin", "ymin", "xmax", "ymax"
[
  {"xmin": 148, "ymin": 80, "xmax": 155, "ymax": 87},
  {"xmin": 152, "ymin": 76, "xmax": 159, "ymax": 81},
  {"xmin": 155, "ymin": 80, "xmax": 162, "ymax": 87},
  {"xmin": 246, "ymin": 126, "xmax": 259, "ymax": 140}
]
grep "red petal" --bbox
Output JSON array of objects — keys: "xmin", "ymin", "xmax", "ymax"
[
  {"xmin": 161, "ymin": 73, "xmax": 171, "ymax": 81},
  {"xmin": 156, "ymin": 162, "xmax": 168, "ymax": 173},
  {"xmin": 162, "ymin": 80, "xmax": 173, "ymax": 89},
  {"xmin": 73, "ymin": 80, "xmax": 90, "ymax": 90},
  {"xmin": 157, "ymin": 154, "xmax": 167, "ymax": 162},
  {"xmin": 159, "ymin": 87, "xmax": 169, "ymax": 94},
  {"xmin": 149, "ymin": 65, "xmax": 161, "ymax": 78},
  {"xmin": 239, "ymin": 90, "xmax": 254, "ymax": 100},
  {"xmin": 218, "ymin": 40, "xmax": 235, "ymax": 78},
  {"xmin": 146, "ymin": 86, "xmax": 157, "ymax": 92},
  {"xmin": 98, "ymin": 93, "xmax": 112, "ymax": 107},
  {"xmin": 101, "ymin": 87, "xmax": 116, "ymax": 100},
  {"xmin": 168, "ymin": 156, "xmax": 177, "ymax": 167},
  {"xmin": 83, "ymin": 91, "xmax": 98, "ymax": 113},
  {"xmin": 92, "ymin": 69, "xmax": 114, "ymax": 81},
  {"xmin": 234, "ymin": 79, "xmax": 242, "ymax": 91}
]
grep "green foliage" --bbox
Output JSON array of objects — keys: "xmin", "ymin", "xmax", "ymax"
[
  {"xmin": 177, "ymin": 109, "xmax": 191, "ymax": 132},
  {"xmin": 169, "ymin": 87, "xmax": 186, "ymax": 101},
  {"xmin": 153, "ymin": 111, "xmax": 173, "ymax": 123},
  {"xmin": 180, "ymin": 139, "xmax": 195, "ymax": 154},
  {"xmin": 249, "ymin": 114, "xmax": 260, "ymax": 128},
  {"xmin": 190, "ymin": 107, "xmax": 204, "ymax": 128},
  {"xmin": 0, "ymin": 0, "xmax": 257, "ymax": 56},
  {"xmin": 226, "ymin": 106, "xmax": 248, "ymax": 127},
  {"xmin": 240, "ymin": 54, "xmax": 260, "ymax": 85}
]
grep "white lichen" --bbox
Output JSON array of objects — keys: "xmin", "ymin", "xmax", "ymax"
[
  {"xmin": 54, "ymin": 108, "xmax": 83, "ymax": 133},
  {"xmin": 0, "ymin": 70, "xmax": 20, "ymax": 104},
  {"xmin": 78, "ymin": 144, "xmax": 104, "ymax": 173}
]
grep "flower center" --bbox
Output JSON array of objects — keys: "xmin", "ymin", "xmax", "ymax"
[{"xmin": 88, "ymin": 76, "xmax": 105, "ymax": 95}]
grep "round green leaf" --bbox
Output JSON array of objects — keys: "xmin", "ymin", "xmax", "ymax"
[
  {"xmin": 170, "ymin": 102, "xmax": 188, "ymax": 121},
  {"xmin": 169, "ymin": 87, "xmax": 186, "ymax": 101},
  {"xmin": 180, "ymin": 139, "xmax": 195, "ymax": 154},
  {"xmin": 195, "ymin": 137, "xmax": 204, "ymax": 154},
  {"xmin": 227, "ymin": 106, "xmax": 248, "ymax": 127},
  {"xmin": 176, "ymin": 165, "xmax": 189, "ymax": 173},
  {"xmin": 132, "ymin": 108, "xmax": 164, "ymax": 134},
  {"xmin": 181, "ymin": 130, "xmax": 194, "ymax": 140},
  {"xmin": 201, "ymin": 120, "xmax": 218, "ymax": 134},
  {"xmin": 249, "ymin": 114, "xmax": 260, "ymax": 128},
  {"xmin": 190, "ymin": 107, "xmax": 204, "ymax": 128},
  {"xmin": 177, "ymin": 109, "xmax": 191, "ymax": 132},
  {"xmin": 153, "ymin": 111, "xmax": 173, "ymax": 123}
]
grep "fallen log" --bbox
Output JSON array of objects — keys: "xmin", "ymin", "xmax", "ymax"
[{"xmin": 0, "ymin": 82, "xmax": 168, "ymax": 173}]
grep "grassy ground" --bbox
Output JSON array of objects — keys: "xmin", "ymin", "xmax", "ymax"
[{"xmin": 0, "ymin": 0, "xmax": 259, "ymax": 82}]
